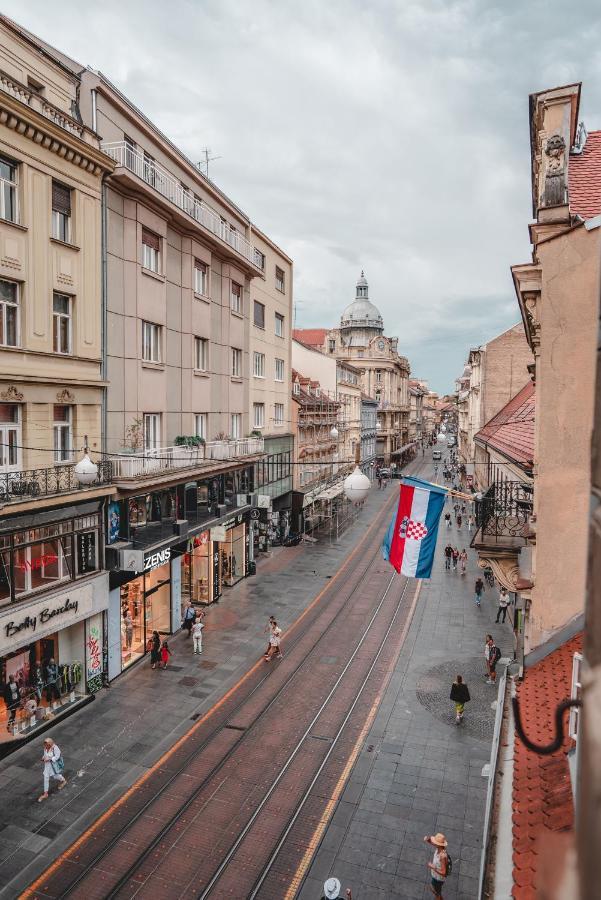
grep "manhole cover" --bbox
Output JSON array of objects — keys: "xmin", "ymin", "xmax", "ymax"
[
  {"xmin": 200, "ymin": 660, "xmax": 217, "ymax": 670},
  {"xmin": 179, "ymin": 676, "xmax": 198, "ymax": 686},
  {"xmin": 415, "ymin": 657, "xmax": 499, "ymax": 741}
]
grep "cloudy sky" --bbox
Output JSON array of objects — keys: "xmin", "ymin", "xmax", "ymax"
[{"xmin": 9, "ymin": 0, "xmax": 601, "ymax": 391}]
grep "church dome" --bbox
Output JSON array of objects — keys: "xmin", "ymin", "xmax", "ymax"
[{"xmin": 340, "ymin": 271, "xmax": 384, "ymax": 331}]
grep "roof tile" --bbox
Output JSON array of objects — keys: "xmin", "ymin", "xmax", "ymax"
[
  {"xmin": 569, "ymin": 130, "xmax": 601, "ymax": 220},
  {"xmin": 475, "ymin": 381, "xmax": 534, "ymax": 467}
]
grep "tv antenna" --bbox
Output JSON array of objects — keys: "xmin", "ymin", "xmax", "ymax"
[{"xmin": 196, "ymin": 148, "xmax": 222, "ymax": 178}]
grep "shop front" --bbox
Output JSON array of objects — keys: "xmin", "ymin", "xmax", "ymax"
[
  {"xmin": 180, "ymin": 510, "xmax": 252, "ymax": 609},
  {"xmin": 0, "ymin": 573, "xmax": 109, "ymax": 754}
]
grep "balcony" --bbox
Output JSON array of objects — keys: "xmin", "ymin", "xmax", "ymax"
[
  {"xmin": 0, "ymin": 69, "xmax": 89, "ymax": 141},
  {"xmin": 472, "ymin": 481, "xmax": 533, "ymax": 551},
  {"xmin": 101, "ymin": 142, "xmax": 263, "ymax": 272},
  {"xmin": 109, "ymin": 438, "xmax": 264, "ymax": 481},
  {"xmin": 0, "ymin": 461, "xmax": 113, "ymax": 506}
]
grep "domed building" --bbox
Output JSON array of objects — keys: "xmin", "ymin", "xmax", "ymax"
[{"xmin": 293, "ymin": 272, "xmax": 412, "ymax": 466}]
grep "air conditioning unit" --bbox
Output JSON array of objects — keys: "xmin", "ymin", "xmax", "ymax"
[
  {"xmin": 237, "ymin": 494, "xmax": 250, "ymax": 507},
  {"xmin": 173, "ymin": 519, "xmax": 189, "ymax": 537},
  {"xmin": 250, "ymin": 493, "xmax": 259, "ymax": 508},
  {"xmin": 118, "ymin": 549, "xmax": 145, "ymax": 572}
]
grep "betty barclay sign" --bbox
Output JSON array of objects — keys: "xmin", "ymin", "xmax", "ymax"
[{"xmin": 0, "ymin": 582, "xmax": 95, "ymax": 655}]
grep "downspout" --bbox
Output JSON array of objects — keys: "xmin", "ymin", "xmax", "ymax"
[{"xmin": 101, "ymin": 173, "xmax": 108, "ymax": 457}]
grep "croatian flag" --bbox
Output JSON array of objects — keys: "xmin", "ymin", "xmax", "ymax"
[{"xmin": 382, "ymin": 476, "xmax": 447, "ymax": 578}]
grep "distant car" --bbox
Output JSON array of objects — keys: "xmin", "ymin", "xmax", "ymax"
[
  {"xmin": 447, "ymin": 437, "xmax": 456, "ymax": 447},
  {"xmin": 378, "ymin": 468, "xmax": 391, "ymax": 478},
  {"xmin": 432, "ymin": 450, "xmax": 442, "ymax": 460}
]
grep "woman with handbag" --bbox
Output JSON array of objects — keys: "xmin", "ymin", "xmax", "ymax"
[
  {"xmin": 149, "ymin": 631, "xmax": 161, "ymax": 669},
  {"xmin": 38, "ymin": 737, "xmax": 66, "ymax": 802}
]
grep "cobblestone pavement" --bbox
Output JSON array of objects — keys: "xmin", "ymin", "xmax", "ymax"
[
  {"xmin": 299, "ymin": 463, "xmax": 513, "ymax": 900},
  {"xmin": 0, "ymin": 474, "xmax": 402, "ymax": 898}
]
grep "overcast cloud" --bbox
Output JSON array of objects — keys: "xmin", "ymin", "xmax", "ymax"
[{"xmin": 8, "ymin": 0, "xmax": 601, "ymax": 391}]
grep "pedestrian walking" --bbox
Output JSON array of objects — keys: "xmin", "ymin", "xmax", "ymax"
[
  {"xmin": 149, "ymin": 630, "xmax": 161, "ymax": 669},
  {"xmin": 3, "ymin": 675, "xmax": 20, "ymax": 732},
  {"xmin": 485, "ymin": 634, "xmax": 501, "ymax": 684},
  {"xmin": 264, "ymin": 621, "xmax": 283, "ymax": 661},
  {"xmin": 474, "ymin": 576, "xmax": 485, "ymax": 607},
  {"xmin": 377, "ymin": 474, "xmax": 382, "ymax": 489},
  {"xmin": 450, "ymin": 675, "xmax": 470, "ymax": 724},
  {"xmin": 264, "ymin": 615, "xmax": 276, "ymax": 656},
  {"xmin": 456, "ymin": 513, "xmax": 462, "ymax": 530},
  {"xmin": 38, "ymin": 737, "xmax": 66, "ymax": 802},
  {"xmin": 495, "ymin": 587, "xmax": 510, "ymax": 623},
  {"xmin": 444, "ymin": 543, "xmax": 453, "ymax": 571},
  {"xmin": 320, "ymin": 877, "xmax": 351, "ymax": 899},
  {"xmin": 192, "ymin": 617, "xmax": 204, "ymax": 654},
  {"xmin": 459, "ymin": 548, "xmax": 468, "ymax": 575},
  {"xmin": 468, "ymin": 513, "xmax": 475, "ymax": 532},
  {"xmin": 423, "ymin": 833, "xmax": 450, "ymax": 897},
  {"xmin": 452, "ymin": 547, "xmax": 459, "ymax": 572},
  {"xmin": 160, "ymin": 640, "xmax": 172, "ymax": 669},
  {"xmin": 181, "ymin": 600, "xmax": 196, "ymax": 637},
  {"xmin": 444, "ymin": 511, "xmax": 451, "ymax": 530}
]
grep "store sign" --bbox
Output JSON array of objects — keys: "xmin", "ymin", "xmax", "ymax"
[
  {"xmin": 212, "ymin": 549, "xmax": 221, "ymax": 601},
  {"xmin": 0, "ymin": 582, "xmax": 94, "ymax": 655},
  {"xmin": 257, "ymin": 495, "xmax": 271, "ymax": 509},
  {"xmin": 77, "ymin": 532, "xmax": 97, "ymax": 575},
  {"xmin": 144, "ymin": 547, "xmax": 171, "ymax": 572},
  {"xmin": 210, "ymin": 526, "xmax": 227, "ymax": 542}
]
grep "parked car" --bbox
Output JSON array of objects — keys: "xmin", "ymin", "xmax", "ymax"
[{"xmin": 432, "ymin": 450, "xmax": 442, "ymax": 460}]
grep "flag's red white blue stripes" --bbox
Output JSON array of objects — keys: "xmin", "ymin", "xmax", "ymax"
[{"xmin": 382, "ymin": 476, "xmax": 447, "ymax": 578}]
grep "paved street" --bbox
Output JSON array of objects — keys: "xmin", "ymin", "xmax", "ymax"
[
  {"xmin": 0, "ymin": 460, "xmax": 513, "ymax": 898},
  {"xmin": 299, "ymin": 464, "xmax": 513, "ymax": 900}
]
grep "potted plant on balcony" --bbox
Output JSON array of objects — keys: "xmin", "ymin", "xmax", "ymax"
[
  {"xmin": 174, "ymin": 435, "xmax": 205, "ymax": 461},
  {"xmin": 122, "ymin": 417, "xmax": 144, "ymax": 454},
  {"xmin": 249, "ymin": 430, "xmax": 262, "ymax": 438}
]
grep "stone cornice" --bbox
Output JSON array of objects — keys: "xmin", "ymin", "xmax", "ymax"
[{"xmin": 0, "ymin": 89, "xmax": 114, "ymax": 177}]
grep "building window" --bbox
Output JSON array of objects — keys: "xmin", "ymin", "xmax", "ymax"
[
  {"xmin": 231, "ymin": 347, "xmax": 242, "ymax": 377},
  {"xmin": 230, "ymin": 281, "xmax": 242, "ymax": 313},
  {"xmin": 293, "ymin": 382, "xmax": 300, "ymax": 395},
  {"xmin": 194, "ymin": 259, "xmax": 209, "ymax": 296},
  {"xmin": 275, "ymin": 358, "xmax": 285, "ymax": 382},
  {"xmin": 143, "ymin": 413, "xmax": 161, "ymax": 450},
  {"xmin": 53, "ymin": 293, "xmax": 72, "ymax": 355},
  {"xmin": 143, "ymin": 151, "xmax": 156, "ymax": 187},
  {"xmin": 142, "ymin": 321, "xmax": 161, "ymax": 362},
  {"xmin": 275, "ymin": 266, "xmax": 285, "ymax": 293},
  {"xmin": 51, "ymin": 181, "xmax": 71, "ymax": 242},
  {"xmin": 253, "ymin": 351, "xmax": 265, "ymax": 378},
  {"xmin": 0, "ymin": 156, "xmax": 18, "ymax": 224},
  {"xmin": 53, "ymin": 405, "xmax": 72, "ymax": 463},
  {"xmin": 274, "ymin": 403, "xmax": 284, "ymax": 426},
  {"xmin": 124, "ymin": 134, "xmax": 137, "ymax": 169},
  {"xmin": 275, "ymin": 313, "xmax": 284, "ymax": 337},
  {"xmin": 253, "ymin": 403, "xmax": 265, "ymax": 429},
  {"xmin": 253, "ymin": 300, "xmax": 265, "ymax": 329},
  {"xmin": 0, "ymin": 403, "xmax": 20, "ymax": 471},
  {"xmin": 195, "ymin": 413, "xmax": 207, "ymax": 440},
  {"xmin": 194, "ymin": 336, "xmax": 209, "ymax": 371},
  {"xmin": 328, "ymin": 339, "xmax": 335, "ymax": 353},
  {"xmin": 142, "ymin": 228, "xmax": 161, "ymax": 273},
  {"xmin": 231, "ymin": 413, "xmax": 241, "ymax": 439},
  {"xmin": 254, "ymin": 249, "xmax": 265, "ymax": 271},
  {"xmin": 0, "ymin": 279, "xmax": 19, "ymax": 347}
]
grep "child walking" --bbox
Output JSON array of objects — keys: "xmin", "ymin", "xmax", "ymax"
[{"xmin": 160, "ymin": 640, "xmax": 172, "ymax": 670}]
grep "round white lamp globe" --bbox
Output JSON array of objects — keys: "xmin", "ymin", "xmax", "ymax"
[
  {"xmin": 437, "ymin": 432, "xmax": 447, "ymax": 444},
  {"xmin": 330, "ymin": 426, "xmax": 339, "ymax": 439},
  {"xmin": 344, "ymin": 466, "xmax": 371, "ymax": 503},
  {"xmin": 74, "ymin": 452, "xmax": 98, "ymax": 485}
]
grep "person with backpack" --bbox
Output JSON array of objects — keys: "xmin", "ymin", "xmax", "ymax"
[
  {"xmin": 38, "ymin": 737, "xmax": 66, "ymax": 802},
  {"xmin": 450, "ymin": 675, "xmax": 470, "ymax": 724},
  {"xmin": 474, "ymin": 577, "xmax": 485, "ymax": 607},
  {"xmin": 486, "ymin": 635, "xmax": 501, "ymax": 684},
  {"xmin": 423, "ymin": 833, "xmax": 450, "ymax": 897},
  {"xmin": 444, "ymin": 544, "xmax": 453, "ymax": 571}
]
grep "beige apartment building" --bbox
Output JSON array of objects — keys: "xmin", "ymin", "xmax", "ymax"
[
  {"xmin": 335, "ymin": 361, "xmax": 363, "ymax": 473},
  {"xmin": 0, "ymin": 18, "xmax": 115, "ymax": 747},
  {"xmin": 294, "ymin": 272, "xmax": 411, "ymax": 465}
]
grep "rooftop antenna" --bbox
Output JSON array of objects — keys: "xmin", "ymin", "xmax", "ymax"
[
  {"xmin": 293, "ymin": 299, "xmax": 305, "ymax": 328},
  {"xmin": 196, "ymin": 148, "xmax": 222, "ymax": 178}
]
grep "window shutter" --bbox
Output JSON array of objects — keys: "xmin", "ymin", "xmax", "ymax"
[
  {"xmin": 142, "ymin": 228, "xmax": 160, "ymax": 251},
  {"xmin": 194, "ymin": 259, "xmax": 206, "ymax": 271},
  {"xmin": 52, "ymin": 181, "xmax": 71, "ymax": 214}
]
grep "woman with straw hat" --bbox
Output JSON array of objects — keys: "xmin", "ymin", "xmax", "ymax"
[{"xmin": 423, "ymin": 833, "xmax": 449, "ymax": 897}]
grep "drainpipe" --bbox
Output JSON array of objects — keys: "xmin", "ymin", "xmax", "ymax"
[
  {"xmin": 91, "ymin": 88, "xmax": 98, "ymax": 134},
  {"xmin": 101, "ymin": 174, "xmax": 108, "ymax": 457}
]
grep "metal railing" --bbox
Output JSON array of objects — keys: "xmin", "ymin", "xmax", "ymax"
[
  {"xmin": 101, "ymin": 141, "xmax": 261, "ymax": 269},
  {"xmin": 0, "ymin": 69, "xmax": 85, "ymax": 139},
  {"xmin": 474, "ymin": 481, "xmax": 533, "ymax": 540},
  {"xmin": 0, "ymin": 461, "xmax": 112, "ymax": 503},
  {"xmin": 109, "ymin": 438, "xmax": 264, "ymax": 479}
]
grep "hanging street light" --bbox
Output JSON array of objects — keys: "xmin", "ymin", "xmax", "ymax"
[
  {"xmin": 74, "ymin": 435, "xmax": 99, "ymax": 485},
  {"xmin": 437, "ymin": 431, "xmax": 447, "ymax": 444},
  {"xmin": 343, "ymin": 440, "xmax": 371, "ymax": 503},
  {"xmin": 330, "ymin": 425, "xmax": 339, "ymax": 439}
]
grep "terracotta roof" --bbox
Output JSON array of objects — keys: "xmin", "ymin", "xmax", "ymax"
[
  {"xmin": 292, "ymin": 328, "xmax": 328, "ymax": 346},
  {"xmin": 569, "ymin": 130, "xmax": 601, "ymax": 220},
  {"xmin": 512, "ymin": 633, "xmax": 582, "ymax": 899},
  {"xmin": 474, "ymin": 381, "xmax": 534, "ymax": 468}
]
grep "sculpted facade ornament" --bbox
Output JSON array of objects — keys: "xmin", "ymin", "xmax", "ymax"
[
  {"xmin": 1, "ymin": 385, "xmax": 24, "ymax": 402},
  {"xmin": 477, "ymin": 553, "xmax": 522, "ymax": 593},
  {"xmin": 56, "ymin": 389, "xmax": 75, "ymax": 403},
  {"xmin": 542, "ymin": 133, "xmax": 567, "ymax": 207},
  {"xmin": 523, "ymin": 292, "xmax": 541, "ymax": 347}
]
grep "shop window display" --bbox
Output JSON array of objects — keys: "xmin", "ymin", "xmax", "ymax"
[
  {"xmin": 120, "ymin": 577, "xmax": 145, "ymax": 670},
  {"xmin": 220, "ymin": 524, "xmax": 245, "ymax": 587},
  {"xmin": 1, "ymin": 636, "xmax": 84, "ymax": 743},
  {"xmin": 183, "ymin": 532, "xmax": 211, "ymax": 604}
]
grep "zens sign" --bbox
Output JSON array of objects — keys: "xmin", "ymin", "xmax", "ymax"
[{"xmin": 144, "ymin": 548, "xmax": 171, "ymax": 572}]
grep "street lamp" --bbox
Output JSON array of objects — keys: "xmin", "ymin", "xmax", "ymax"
[
  {"xmin": 330, "ymin": 425, "xmax": 339, "ymax": 439},
  {"xmin": 74, "ymin": 435, "xmax": 98, "ymax": 485},
  {"xmin": 437, "ymin": 431, "xmax": 447, "ymax": 444},
  {"xmin": 343, "ymin": 442, "xmax": 371, "ymax": 503}
]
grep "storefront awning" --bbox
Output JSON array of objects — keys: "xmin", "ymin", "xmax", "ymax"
[{"xmin": 315, "ymin": 482, "xmax": 345, "ymax": 502}]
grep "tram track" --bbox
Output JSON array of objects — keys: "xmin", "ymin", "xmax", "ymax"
[{"xmin": 24, "ymin": 487, "xmax": 405, "ymax": 900}]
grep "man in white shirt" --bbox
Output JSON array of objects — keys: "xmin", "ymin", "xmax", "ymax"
[{"xmin": 495, "ymin": 587, "xmax": 510, "ymax": 624}]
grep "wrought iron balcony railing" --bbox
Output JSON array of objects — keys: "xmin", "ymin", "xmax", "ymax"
[
  {"xmin": 0, "ymin": 461, "xmax": 113, "ymax": 504},
  {"xmin": 474, "ymin": 481, "xmax": 533, "ymax": 543},
  {"xmin": 109, "ymin": 438, "xmax": 264, "ymax": 480}
]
